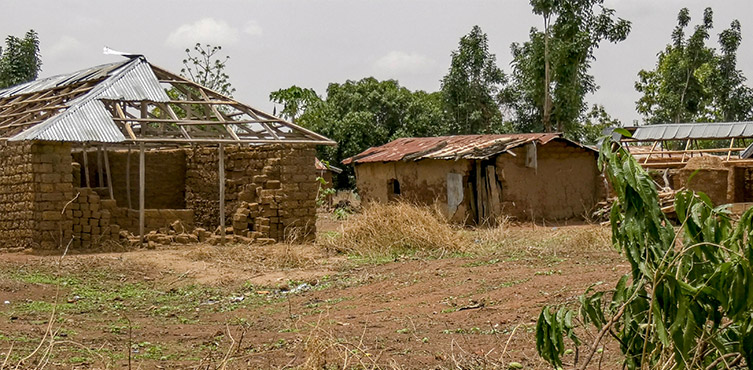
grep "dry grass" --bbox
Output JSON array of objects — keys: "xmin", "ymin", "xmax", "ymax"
[
  {"xmin": 468, "ymin": 223, "xmax": 612, "ymax": 259},
  {"xmin": 185, "ymin": 242, "xmax": 327, "ymax": 270},
  {"xmin": 320, "ymin": 202, "xmax": 470, "ymax": 258}
]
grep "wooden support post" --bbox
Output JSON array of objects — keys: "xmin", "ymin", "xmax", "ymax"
[
  {"xmin": 82, "ymin": 144, "xmax": 91, "ymax": 187},
  {"xmin": 103, "ymin": 146, "xmax": 114, "ymax": 200},
  {"xmin": 644, "ymin": 141, "xmax": 658, "ymax": 164},
  {"xmin": 139, "ymin": 143, "xmax": 145, "ymax": 243},
  {"xmin": 727, "ymin": 138, "xmax": 735, "ymax": 161},
  {"xmin": 126, "ymin": 147, "xmax": 132, "ymax": 209},
  {"xmin": 218, "ymin": 143, "xmax": 226, "ymax": 245},
  {"xmin": 681, "ymin": 139, "xmax": 691, "ymax": 163},
  {"xmin": 97, "ymin": 146, "xmax": 104, "ymax": 187}
]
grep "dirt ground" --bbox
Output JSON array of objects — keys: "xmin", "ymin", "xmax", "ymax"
[{"xmin": 0, "ymin": 217, "xmax": 628, "ymax": 369}]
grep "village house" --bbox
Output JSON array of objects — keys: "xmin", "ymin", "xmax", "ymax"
[
  {"xmin": 343, "ymin": 134, "xmax": 604, "ymax": 223},
  {"xmin": 0, "ymin": 55, "xmax": 335, "ymax": 251}
]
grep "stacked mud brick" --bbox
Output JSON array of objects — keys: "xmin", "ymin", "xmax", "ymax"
[
  {"xmin": 0, "ymin": 142, "xmax": 36, "ymax": 250},
  {"xmin": 186, "ymin": 144, "xmax": 318, "ymax": 243},
  {"xmin": 69, "ymin": 188, "xmax": 121, "ymax": 248}
]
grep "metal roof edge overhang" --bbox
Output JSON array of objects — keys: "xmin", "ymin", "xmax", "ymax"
[
  {"xmin": 343, "ymin": 133, "xmax": 591, "ymax": 165},
  {"xmin": 619, "ymin": 122, "xmax": 753, "ymax": 141}
]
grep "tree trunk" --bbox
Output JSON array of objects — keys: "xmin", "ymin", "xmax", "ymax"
[{"xmin": 542, "ymin": 15, "xmax": 553, "ymax": 132}]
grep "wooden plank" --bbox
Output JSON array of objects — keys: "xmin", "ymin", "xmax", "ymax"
[
  {"xmin": 97, "ymin": 146, "xmax": 104, "ymax": 187},
  {"xmin": 82, "ymin": 144, "xmax": 90, "ymax": 187},
  {"xmin": 112, "ymin": 117, "xmax": 281, "ymax": 125},
  {"xmin": 126, "ymin": 146, "xmax": 132, "ymax": 209},
  {"xmin": 218, "ymin": 143, "xmax": 226, "ymax": 245},
  {"xmin": 103, "ymin": 147, "xmax": 114, "ymax": 200},
  {"xmin": 139, "ymin": 143, "xmax": 145, "ymax": 244},
  {"xmin": 129, "ymin": 137, "xmax": 336, "ymax": 145}
]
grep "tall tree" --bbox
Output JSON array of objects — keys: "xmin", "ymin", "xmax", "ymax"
[
  {"xmin": 281, "ymin": 78, "xmax": 445, "ymax": 187},
  {"xmin": 507, "ymin": 0, "xmax": 631, "ymax": 134},
  {"xmin": 635, "ymin": 8, "xmax": 753, "ymax": 123},
  {"xmin": 180, "ymin": 43, "xmax": 235, "ymax": 97},
  {"xmin": 440, "ymin": 26, "xmax": 508, "ymax": 135},
  {"xmin": 269, "ymin": 86, "xmax": 321, "ymax": 123},
  {"xmin": 0, "ymin": 30, "xmax": 42, "ymax": 89}
]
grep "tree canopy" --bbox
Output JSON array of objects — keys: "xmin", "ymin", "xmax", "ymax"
[
  {"xmin": 275, "ymin": 78, "xmax": 445, "ymax": 187},
  {"xmin": 635, "ymin": 8, "xmax": 753, "ymax": 123},
  {"xmin": 0, "ymin": 30, "xmax": 42, "ymax": 89},
  {"xmin": 440, "ymin": 25, "xmax": 508, "ymax": 135},
  {"xmin": 506, "ymin": 0, "xmax": 631, "ymax": 134}
]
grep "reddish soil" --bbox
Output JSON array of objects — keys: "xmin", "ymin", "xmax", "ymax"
[{"xmin": 0, "ymin": 224, "xmax": 628, "ymax": 369}]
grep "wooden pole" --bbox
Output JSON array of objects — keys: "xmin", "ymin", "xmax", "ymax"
[
  {"xmin": 103, "ymin": 146, "xmax": 114, "ymax": 200},
  {"xmin": 126, "ymin": 147, "xmax": 132, "ymax": 209},
  {"xmin": 97, "ymin": 146, "xmax": 104, "ymax": 187},
  {"xmin": 82, "ymin": 144, "xmax": 90, "ymax": 188},
  {"xmin": 139, "ymin": 143, "xmax": 145, "ymax": 244},
  {"xmin": 219, "ymin": 143, "xmax": 225, "ymax": 245}
]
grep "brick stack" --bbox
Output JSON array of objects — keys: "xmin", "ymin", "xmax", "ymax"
[
  {"xmin": 69, "ymin": 187, "xmax": 120, "ymax": 248},
  {"xmin": 186, "ymin": 144, "xmax": 318, "ymax": 243}
]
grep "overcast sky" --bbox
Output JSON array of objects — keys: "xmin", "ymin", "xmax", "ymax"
[{"xmin": 3, "ymin": 0, "xmax": 752, "ymax": 125}]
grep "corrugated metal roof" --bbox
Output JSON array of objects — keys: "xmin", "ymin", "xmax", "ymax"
[
  {"xmin": 0, "ymin": 60, "xmax": 127, "ymax": 98},
  {"xmin": 342, "ymin": 133, "xmax": 585, "ymax": 164},
  {"xmin": 627, "ymin": 122, "xmax": 753, "ymax": 141},
  {"xmin": 9, "ymin": 57, "xmax": 169, "ymax": 143}
]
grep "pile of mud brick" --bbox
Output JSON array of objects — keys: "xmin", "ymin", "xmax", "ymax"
[{"xmin": 69, "ymin": 188, "xmax": 122, "ymax": 248}]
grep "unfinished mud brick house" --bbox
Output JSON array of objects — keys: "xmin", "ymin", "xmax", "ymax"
[
  {"xmin": 343, "ymin": 134, "xmax": 603, "ymax": 223},
  {"xmin": 614, "ymin": 122, "xmax": 753, "ymax": 208},
  {"xmin": 0, "ymin": 56, "xmax": 334, "ymax": 251}
]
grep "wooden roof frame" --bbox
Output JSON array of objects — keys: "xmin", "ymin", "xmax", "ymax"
[{"xmin": 0, "ymin": 57, "xmax": 335, "ymax": 147}]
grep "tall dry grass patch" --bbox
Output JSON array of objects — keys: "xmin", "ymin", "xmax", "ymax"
[{"xmin": 321, "ymin": 202, "xmax": 469, "ymax": 258}]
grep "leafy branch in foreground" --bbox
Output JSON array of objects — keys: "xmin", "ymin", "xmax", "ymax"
[{"xmin": 536, "ymin": 137, "xmax": 753, "ymax": 370}]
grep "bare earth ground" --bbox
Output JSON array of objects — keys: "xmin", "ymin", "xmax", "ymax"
[{"xmin": 0, "ymin": 216, "xmax": 629, "ymax": 369}]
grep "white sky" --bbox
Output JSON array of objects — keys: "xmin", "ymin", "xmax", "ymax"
[{"xmin": 2, "ymin": 0, "xmax": 752, "ymax": 125}]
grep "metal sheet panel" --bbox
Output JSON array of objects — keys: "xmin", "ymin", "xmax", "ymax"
[
  {"xmin": 0, "ymin": 61, "xmax": 126, "ymax": 98},
  {"xmin": 631, "ymin": 122, "xmax": 753, "ymax": 141},
  {"xmin": 9, "ymin": 57, "xmax": 166, "ymax": 143},
  {"xmin": 343, "ymin": 133, "xmax": 589, "ymax": 164}
]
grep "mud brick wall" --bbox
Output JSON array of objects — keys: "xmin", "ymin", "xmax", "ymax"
[
  {"xmin": 0, "ymin": 142, "xmax": 36, "ymax": 249},
  {"xmin": 72, "ymin": 149, "xmax": 186, "ymax": 209},
  {"xmin": 185, "ymin": 144, "xmax": 317, "ymax": 242},
  {"xmin": 69, "ymin": 187, "xmax": 120, "ymax": 248},
  {"xmin": 31, "ymin": 142, "xmax": 74, "ymax": 250}
]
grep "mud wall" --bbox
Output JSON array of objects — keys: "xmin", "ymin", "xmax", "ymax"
[
  {"xmin": 353, "ymin": 140, "xmax": 601, "ymax": 222},
  {"xmin": 497, "ymin": 141, "xmax": 600, "ymax": 220},
  {"xmin": 671, "ymin": 168, "xmax": 730, "ymax": 206},
  {"xmin": 0, "ymin": 142, "xmax": 74, "ymax": 251},
  {"xmin": 186, "ymin": 144, "xmax": 318, "ymax": 241},
  {"xmin": 72, "ymin": 148, "xmax": 186, "ymax": 209},
  {"xmin": 354, "ymin": 159, "xmax": 473, "ymax": 222}
]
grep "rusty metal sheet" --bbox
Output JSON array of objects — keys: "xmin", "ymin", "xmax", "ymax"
[{"xmin": 342, "ymin": 133, "xmax": 587, "ymax": 164}]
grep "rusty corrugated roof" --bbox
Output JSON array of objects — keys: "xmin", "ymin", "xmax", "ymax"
[{"xmin": 343, "ymin": 133, "xmax": 581, "ymax": 164}]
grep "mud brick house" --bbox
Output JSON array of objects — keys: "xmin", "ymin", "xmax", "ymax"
[
  {"xmin": 343, "ymin": 134, "xmax": 603, "ymax": 223},
  {"xmin": 0, "ymin": 56, "xmax": 334, "ymax": 251},
  {"xmin": 613, "ymin": 122, "xmax": 753, "ymax": 207}
]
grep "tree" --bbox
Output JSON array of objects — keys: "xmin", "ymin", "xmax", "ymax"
[
  {"xmin": 180, "ymin": 43, "xmax": 235, "ymax": 97},
  {"xmin": 440, "ymin": 26, "xmax": 508, "ymax": 135},
  {"xmin": 507, "ymin": 0, "xmax": 631, "ymax": 134},
  {"xmin": 269, "ymin": 86, "xmax": 321, "ymax": 123},
  {"xmin": 536, "ymin": 137, "xmax": 753, "ymax": 369},
  {"xmin": 281, "ymin": 78, "xmax": 445, "ymax": 187},
  {"xmin": 635, "ymin": 8, "xmax": 753, "ymax": 123},
  {"xmin": 0, "ymin": 30, "xmax": 42, "ymax": 89}
]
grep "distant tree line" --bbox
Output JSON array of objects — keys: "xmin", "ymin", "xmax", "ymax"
[{"xmin": 269, "ymin": 3, "xmax": 752, "ymax": 188}]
